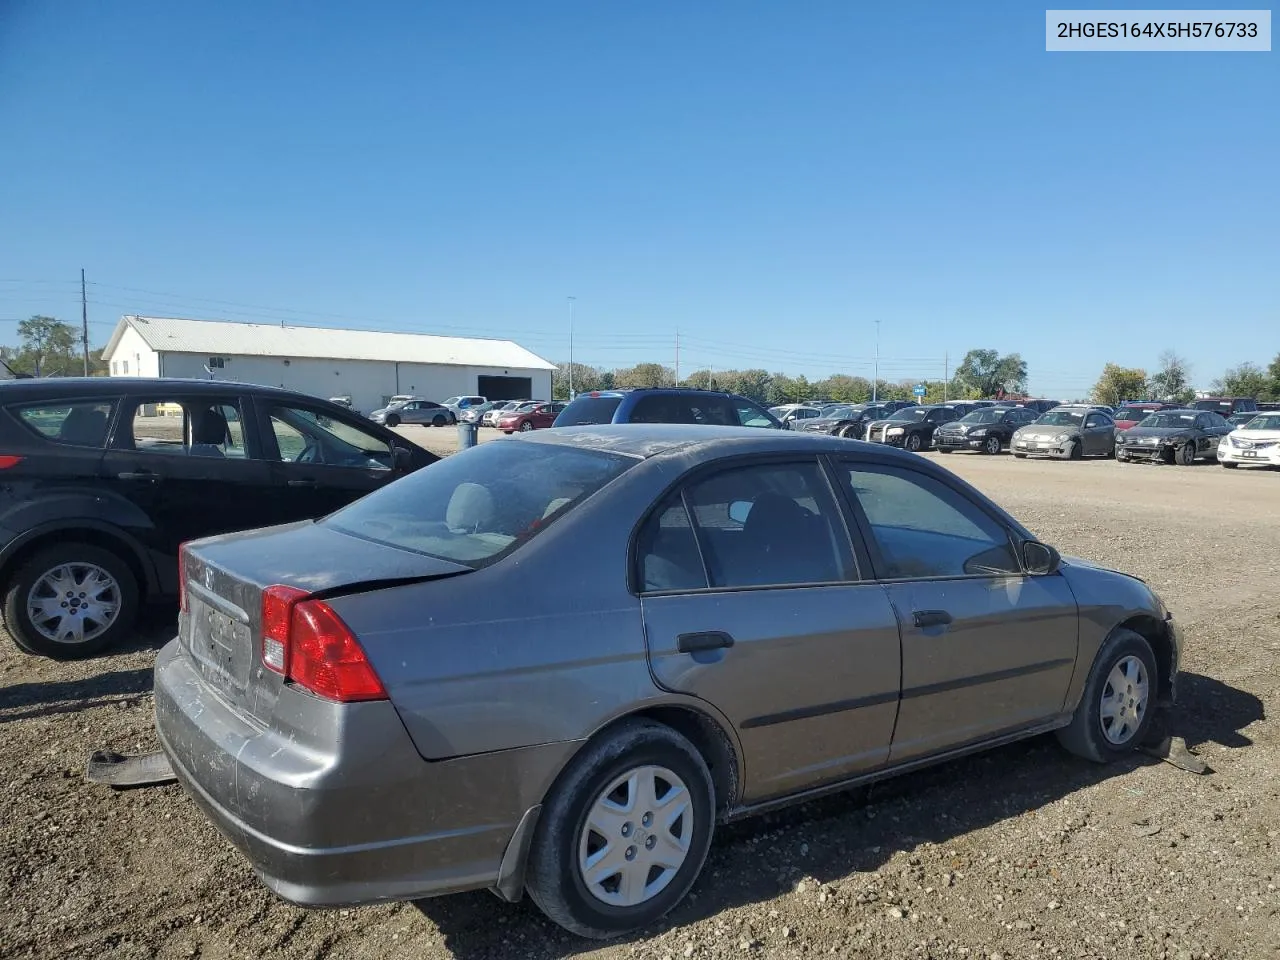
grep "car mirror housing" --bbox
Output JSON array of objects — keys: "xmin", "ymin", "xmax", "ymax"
[{"xmin": 1022, "ymin": 540, "xmax": 1061, "ymax": 576}]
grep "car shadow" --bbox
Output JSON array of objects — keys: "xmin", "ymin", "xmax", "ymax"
[
  {"xmin": 0, "ymin": 667, "xmax": 154, "ymax": 723},
  {"xmin": 413, "ymin": 671, "xmax": 1261, "ymax": 959}
]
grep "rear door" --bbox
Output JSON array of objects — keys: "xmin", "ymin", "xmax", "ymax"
[
  {"xmin": 639, "ymin": 457, "xmax": 902, "ymax": 801},
  {"xmin": 101, "ymin": 393, "xmax": 276, "ymax": 572},
  {"xmin": 833, "ymin": 459, "xmax": 1078, "ymax": 762},
  {"xmin": 256, "ymin": 398, "xmax": 406, "ymax": 519}
]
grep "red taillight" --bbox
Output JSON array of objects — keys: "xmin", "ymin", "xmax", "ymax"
[
  {"xmin": 259, "ymin": 586, "xmax": 386, "ymax": 702},
  {"xmin": 0, "ymin": 455, "xmax": 23, "ymax": 469}
]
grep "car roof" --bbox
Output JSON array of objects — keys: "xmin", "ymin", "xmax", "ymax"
[
  {"xmin": 571, "ymin": 387, "xmax": 748, "ymax": 400},
  {"xmin": 516, "ymin": 423, "xmax": 919, "ymax": 461},
  {"xmin": 0, "ymin": 377, "xmax": 305, "ymax": 399}
]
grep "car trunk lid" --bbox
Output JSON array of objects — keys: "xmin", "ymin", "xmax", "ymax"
[{"xmin": 179, "ymin": 521, "xmax": 471, "ymax": 724}]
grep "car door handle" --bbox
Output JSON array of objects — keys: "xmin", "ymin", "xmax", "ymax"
[
  {"xmin": 117, "ymin": 471, "xmax": 161, "ymax": 481},
  {"xmin": 913, "ymin": 610, "xmax": 953, "ymax": 628},
  {"xmin": 677, "ymin": 631, "xmax": 735, "ymax": 654},
  {"xmin": 286, "ymin": 479, "xmax": 318, "ymax": 488}
]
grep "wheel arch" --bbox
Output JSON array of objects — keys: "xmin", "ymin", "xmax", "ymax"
[
  {"xmin": 0, "ymin": 522, "xmax": 158, "ymax": 603},
  {"xmin": 1115, "ymin": 615, "xmax": 1176, "ymax": 704}
]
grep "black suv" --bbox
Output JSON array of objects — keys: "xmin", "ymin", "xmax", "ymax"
[
  {"xmin": 554, "ymin": 388, "xmax": 782, "ymax": 428},
  {"xmin": 0, "ymin": 378, "xmax": 437, "ymax": 658}
]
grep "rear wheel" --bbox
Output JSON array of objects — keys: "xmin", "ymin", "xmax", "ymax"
[
  {"xmin": 432, "ymin": 414, "xmax": 446, "ymax": 426},
  {"xmin": 1056, "ymin": 629, "xmax": 1157, "ymax": 763},
  {"xmin": 983, "ymin": 436, "xmax": 1001, "ymax": 455},
  {"xmin": 525, "ymin": 721, "xmax": 715, "ymax": 939},
  {"xmin": 3, "ymin": 543, "xmax": 140, "ymax": 660}
]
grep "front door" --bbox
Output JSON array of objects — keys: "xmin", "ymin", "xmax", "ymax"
[
  {"xmin": 638, "ymin": 459, "xmax": 902, "ymax": 801},
  {"xmin": 834, "ymin": 460, "xmax": 1078, "ymax": 763},
  {"xmin": 255, "ymin": 398, "xmax": 403, "ymax": 520},
  {"xmin": 101, "ymin": 394, "xmax": 276, "ymax": 592},
  {"xmin": 1082, "ymin": 413, "xmax": 1113, "ymax": 456}
]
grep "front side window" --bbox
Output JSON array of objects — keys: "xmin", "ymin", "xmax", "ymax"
[
  {"xmin": 735, "ymin": 400, "xmax": 779, "ymax": 428},
  {"xmin": 13, "ymin": 399, "xmax": 117, "ymax": 448},
  {"xmin": 841, "ymin": 464, "xmax": 1021, "ymax": 579},
  {"xmin": 125, "ymin": 399, "xmax": 246, "ymax": 458},
  {"xmin": 659, "ymin": 461, "xmax": 854, "ymax": 589},
  {"xmin": 1085, "ymin": 414, "xmax": 1110, "ymax": 428},
  {"xmin": 268, "ymin": 405, "xmax": 393, "ymax": 469},
  {"xmin": 326, "ymin": 441, "xmax": 634, "ymax": 567}
]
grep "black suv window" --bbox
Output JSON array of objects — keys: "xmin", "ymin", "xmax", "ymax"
[
  {"xmin": 13, "ymin": 399, "xmax": 116, "ymax": 448},
  {"xmin": 555, "ymin": 395, "xmax": 624, "ymax": 426},
  {"xmin": 267, "ymin": 404, "xmax": 393, "ymax": 469},
  {"xmin": 121, "ymin": 399, "xmax": 247, "ymax": 459}
]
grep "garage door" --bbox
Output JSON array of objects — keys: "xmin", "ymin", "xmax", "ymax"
[{"xmin": 477, "ymin": 376, "xmax": 533, "ymax": 401}]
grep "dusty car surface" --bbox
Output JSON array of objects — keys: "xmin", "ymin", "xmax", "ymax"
[
  {"xmin": 155, "ymin": 425, "xmax": 1180, "ymax": 939},
  {"xmin": 1011, "ymin": 405, "xmax": 1115, "ymax": 460},
  {"xmin": 933, "ymin": 406, "xmax": 1038, "ymax": 454},
  {"xmin": 1117, "ymin": 409, "xmax": 1233, "ymax": 465},
  {"xmin": 1216, "ymin": 412, "xmax": 1280, "ymax": 468}
]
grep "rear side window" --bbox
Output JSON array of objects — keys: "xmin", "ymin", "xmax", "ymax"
[
  {"xmin": 13, "ymin": 400, "xmax": 116, "ymax": 448},
  {"xmin": 124, "ymin": 399, "xmax": 247, "ymax": 458},
  {"xmin": 326, "ymin": 440, "xmax": 635, "ymax": 567},
  {"xmin": 555, "ymin": 396, "xmax": 624, "ymax": 426}
]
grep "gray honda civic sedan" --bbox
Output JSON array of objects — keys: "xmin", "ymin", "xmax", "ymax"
[{"xmin": 154, "ymin": 425, "xmax": 1181, "ymax": 938}]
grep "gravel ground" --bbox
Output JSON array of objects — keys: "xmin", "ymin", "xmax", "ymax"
[{"xmin": 1, "ymin": 451, "xmax": 1277, "ymax": 960}]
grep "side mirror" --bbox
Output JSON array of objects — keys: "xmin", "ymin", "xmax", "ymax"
[
  {"xmin": 728, "ymin": 500, "xmax": 753, "ymax": 525},
  {"xmin": 393, "ymin": 446, "xmax": 413, "ymax": 472},
  {"xmin": 1022, "ymin": 540, "xmax": 1061, "ymax": 576}
]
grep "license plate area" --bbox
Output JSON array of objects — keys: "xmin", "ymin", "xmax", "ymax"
[
  {"xmin": 1243, "ymin": 451, "xmax": 1258, "ymax": 458},
  {"xmin": 187, "ymin": 594, "xmax": 253, "ymax": 695}
]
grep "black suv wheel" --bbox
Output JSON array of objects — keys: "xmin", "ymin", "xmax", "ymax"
[{"xmin": 3, "ymin": 542, "xmax": 140, "ymax": 659}]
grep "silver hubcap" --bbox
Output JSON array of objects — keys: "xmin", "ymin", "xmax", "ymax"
[
  {"xmin": 1100, "ymin": 655, "xmax": 1149, "ymax": 745},
  {"xmin": 578, "ymin": 765, "xmax": 693, "ymax": 908},
  {"xmin": 986, "ymin": 438, "xmax": 1000, "ymax": 454},
  {"xmin": 27, "ymin": 562, "xmax": 121, "ymax": 645}
]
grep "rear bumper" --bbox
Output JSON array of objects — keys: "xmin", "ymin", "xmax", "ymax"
[{"xmin": 153, "ymin": 639, "xmax": 548, "ymax": 907}]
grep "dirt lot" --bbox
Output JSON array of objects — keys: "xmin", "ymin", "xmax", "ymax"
[{"xmin": 2, "ymin": 450, "xmax": 1277, "ymax": 960}]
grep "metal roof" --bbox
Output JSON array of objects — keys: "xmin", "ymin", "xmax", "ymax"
[{"xmin": 103, "ymin": 316, "xmax": 556, "ymax": 371}]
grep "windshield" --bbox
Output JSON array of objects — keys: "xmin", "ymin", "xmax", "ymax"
[
  {"xmin": 959, "ymin": 410, "xmax": 1004, "ymax": 425},
  {"xmin": 555, "ymin": 395, "xmax": 624, "ymax": 426},
  {"xmin": 1140, "ymin": 413, "xmax": 1197, "ymax": 428},
  {"xmin": 326, "ymin": 441, "xmax": 635, "ymax": 567},
  {"xmin": 821, "ymin": 405, "xmax": 855, "ymax": 419},
  {"xmin": 441, "ymin": 397, "xmax": 462, "ymax": 406},
  {"xmin": 887, "ymin": 407, "xmax": 930, "ymax": 422},
  {"xmin": 1240, "ymin": 414, "xmax": 1280, "ymax": 430},
  {"xmin": 1035, "ymin": 411, "xmax": 1085, "ymax": 427}
]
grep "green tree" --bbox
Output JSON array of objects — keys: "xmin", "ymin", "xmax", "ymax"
[
  {"xmin": 614, "ymin": 362, "xmax": 673, "ymax": 388},
  {"xmin": 723, "ymin": 368, "xmax": 772, "ymax": 403},
  {"xmin": 1091, "ymin": 363, "xmax": 1148, "ymax": 406},
  {"xmin": 552, "ymin": 361, "xmax": 603, "ymax": 399},
  {"xmin": 14, "ymin": 316, "xmax": 81, "ymax": 377},
  {"xmin": 1148, "ymin": 351, "xmax": 1196, "ymax": 404},
  {"xmin": 1267, "ymin": 353, "xmax": 1280, "ymax": 401},
  {"xmin": 813, "ymin": 374, "xmax": 871, "ymax": 403},
  {"xmin": 953, "ymin": 349, "xmax": 1028, "ymax": 398},
  {"xmin": 1210, "ymin": 362, "xmax": 1269, "ymax": 399}
]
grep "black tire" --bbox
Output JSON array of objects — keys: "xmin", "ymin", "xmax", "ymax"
[
  {"xmin": 1222, "ymin": 461, "xmax": 1238, "ymax": 469},
  {"xmin": 525, "ymin": 720, "xmax": 715, "ymax": 939},
  {"xmin": 385, "ymin": 414, "xmax": 401, "ymax": 428},
  {"xmin": 937, "ymin": 447, "xmax": 952, "ymax": 454},
  {"xmin": 904, "ymin": 433, "xmax": 923, "ymax": 453},
  {"xmin": 983, "ymin": 436, "xmax": 1001, "ymax": 456},
  {"xmin": 3, "ymin": 542, "xmax": 140, "ymax": 660},
  {"xmin": 1067, "ymin": 440, "xmax": 1083, "ymax": 461},
  {"xmin": 1056, "ymin": 628, "xmax": 1158, "ymax": 763},
  {"xmin": 432, "ymin": 414, "xmax": 446, "ymax": 427},
  {"xmin": 1013, "ymin": 452, "xmax": 1027, "ymax": 459},
  {"xmin": 519, "ymin": 421, "xmax": 535, "ymax": 432},
  {"xmin": 1175, "ymin": 442, "xmax": 1195, "ymax": 466}
]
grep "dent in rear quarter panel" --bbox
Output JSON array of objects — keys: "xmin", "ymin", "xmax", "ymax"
[{"xmin": 1059, "ymin": 562, "xmax": 1174, "ymax": 712}]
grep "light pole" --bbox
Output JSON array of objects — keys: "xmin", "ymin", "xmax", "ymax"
[
  {"xmin": 567, "ymin": 296, "xmax": 576, "ymax": 399},
  {"xmin": 872, "ymin": 320, "xmax": 881, "ymax": 403}
]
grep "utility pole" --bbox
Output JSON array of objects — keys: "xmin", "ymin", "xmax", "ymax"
[
  {"xmin": 943, "ymin": 351, "xmax": 949, "ymax": 402},
  {"xmin": 872, "ymin": 320, "xmax": 881, "ymax": 403},
  {"xmin": 674, "ymin": 329, "xmax": 680, "ymax": 385},
  {"xmin": 80, "ymin": 268, "xmax": 90, "ymax": 376},
  {"xmin": 566, "ymin": 297, "xmax": 576, "ymax": 399}
]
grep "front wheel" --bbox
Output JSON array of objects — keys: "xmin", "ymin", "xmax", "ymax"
[
  {"xmin": 904, "ymin": 433, "xmax": 923, "ymax": 453},
  {"xmin": 1013, "ymin": 452, "xmax": 1027, "ymax": 459},
  {"xmin": 937, "ymin": 447, "xmax": 952, "ymax": 454},
  {"xmin": 1222, "ymin": 460, "xmax": 1239, "ymax": 469},
  {"xmin": 3, "ymin": 543, "xmax": 140, "ymax": 660},
  {"xmin": 983, "ymin": 436, "xmax": 1001, "ymax": 456},
  {"xmin": 519, "ymin": 421, "xmax": 535, "ymax": 432},
  {"xmin": 1067, "ymin": 440, "xmax": 1083, "ymax": 461},
  {"xmin": 1175, "ymin": 442, "xmax": 1196, "ymax": 466},
  {"xmin": 385, "ymin": 414, "xmax": 401, "ymax": 428},
  {"xmin": 1056, "ymin": 628, "xmax": 1157, "ymax": 763},
  {"xmin": 525, "ymin": 721, "xmax": 715, "ymax": 939}
]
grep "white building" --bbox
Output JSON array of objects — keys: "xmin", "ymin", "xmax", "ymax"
[{"xmin": 102, "ymin": 315, "xmax": 556, "ymax": 412}]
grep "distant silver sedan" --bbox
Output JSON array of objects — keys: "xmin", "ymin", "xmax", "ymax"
[{"xmin": 155, "ymin": 426, "xmax": 1181, "ymax": 938}]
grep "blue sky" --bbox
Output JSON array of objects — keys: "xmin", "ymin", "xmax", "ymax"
[{"xmin": 1, "ymin": 1, "xmax": 1275, "ymax": 397}]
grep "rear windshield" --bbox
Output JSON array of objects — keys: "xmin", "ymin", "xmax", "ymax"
[
  {"xmin": 555, "ymin": 395, "xmax": 624, "ymax": 426},
  {"xmin": 1115, "ymin": 406, "xmax": 1157, "ymax": 419},
  {"xmin": 325, "ymin": 441, "xmax": 635, "ymax": 567},
  {"xmin": 1192, "ymin": 400, "xmax": 1233, "ymax": 412}
]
